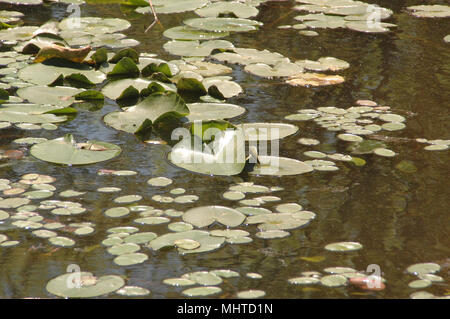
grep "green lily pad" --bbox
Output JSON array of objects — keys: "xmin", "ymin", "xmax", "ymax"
[
  {"xmin": 183, "ymin": 205, "xmax": 246, "ymax": 228},
  {"xmin": 116, "ymin": 286, "xmax": 150, "ymax": 296},
  {"xmin": 320, "ymin": 274, "xmax": 348, "ymax": 287},
  {"xmin": 0, "ymin": 197, "xmax": 30, "ymax": 208},
  {"xmin": 103, "ymin": 91, "xmax": 189, "ymax": 134},
  {"xmin": 30, "ymin": 134, "xmax": 121, "ymax": 165},
  {"xmin": 256, "ymin": 230, "xmax": 290, "ymax": 239},
  {"xmin": 136, "ymin": 0, "xmax": 209, "ymax": 14},
  {"xmin": 407, "ymin": 5, "xmax": 450, "ymax": 18},
  {"xmin": 17, "ymin": 85, "xmax": 84, "ymax": 107},
  {"xmin": 0, "ymin": 103, "xmax": 70, "ymax": 124},
  {"xmin": 113, "ymin": 195, "xmax": 142, "ymax": 204},
  {"xmin": 325, "ymin": 241, "xmax": 363, "ymax": 252},
  {"xmin": 246, "ymin": 211, "xmax": 315, "ymax": 231},
  {"xmin": 245, "ymin": 61, "xmax": 303, "ymax": 78},
  {"xmin": 406, "ymin": 263, "xmax": 441, "ymax": 275},
  {"xmin": 59, "ymin": 17, "xmax": 131, "ymax": 34},
  {"xmin": 182, "ymin": 271, "xmax": 223, "ymax": 286},
  {"xmin": 49, "ymin": 236, "xmax": 75, "ymax": 247},
  {"xmin": 107, "ymin": 243, "xmax": 140, "ymax": 256},
  {"xmin": 168, "ymin": 127, "xmax": 246, "ymax": 176},
  {"xmin": 0, "ymin": 26, "xmax": 38, "ymax": 41},
  {"xmin": 186, "ymin": 102, "xmax": 246, "ymax": 122},
  {"xmin": 250, "ymin": 155, "xmax": 314, "ymax": 176},
  {"xmin": 288, "ymin": 276, "xmax": 321, "ymax": 285},
  {"xmin": 163, "ymin": 277, "xmax": 196, "ymax": 287},
  {"xmin": 408, "ymin": 279, "xmax": 432, "ymax": 289},
  {"xmin": 123, "ymin": 232, "xmax": 157, "ymax": 244},
  {"xmin": 236, "ymin": 289, "xmax": 266, "ymax": 298},
  {"xmin": 213, "ymin": 47, "xmax": 288, "ymax": 66},
  {"xmin": 46, "ymin": 272, "xmax": 125, "ymax": 298},
  {"xmin": 184, "ymin": 17, "xmax": 262, "ymax": 32},
  {"xmin": 104, "ymin": 207, "xmax": 130, "ymax": 218},
  {"xmin": 163, "ymin": 25, "xmax": 229, "ymax": 40},
  {"xmin": 101, "ymin": 78, "xmax": 175, "ymax": 100},
  {"xmin": 182, "ymin": 286, "xmax": 222, "ymax": 297},
  {"xmin": 18, "ymin": 59, "xmax": 106, "ymax": 86},
  {"xmin": 163, "ymin": 39, "xmax": 234, "ymax": 57},
  {"xmin": 113, "ymin": 252, "xmax": 148, "ymax": 266},
  {"xmin": 147, "ymin": 230, "xmax": 225, "ymax": 254},
  {"xmin": 196, "ymin": 1, "xmax": 258, "ymax": 18}
]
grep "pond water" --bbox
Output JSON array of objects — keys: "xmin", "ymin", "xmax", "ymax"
[{"xmin": 0, "ymin": 0, "xmax": 449, "ymax": 299}]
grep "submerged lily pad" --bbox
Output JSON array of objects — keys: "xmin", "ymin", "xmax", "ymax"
[
  {"xmin": 195, "ymin": 1, "xmax": 259, "ymax": 19},
  {"xmin": 46, "ymin": 272, "xmax": 125, "ymax": 298},
  {"xmin": 30, "ymin": 134, "xmax": 121, "ymax": 165}
]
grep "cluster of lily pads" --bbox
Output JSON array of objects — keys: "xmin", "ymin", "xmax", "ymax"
[
  {"xmin": 0, "ymin": 173, "xmax": 96, "ymax": 248},
  {"xmin": 285, "ymin": 99, "xmax": 450, "ymax": 158},
  {"xmin": 278, "ymin": 0, "xmax": 396, "ymax": 35}
]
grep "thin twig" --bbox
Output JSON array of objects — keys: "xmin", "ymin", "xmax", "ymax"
[{"xmin": 145, "ymin": 0, "xmax": 160, "ymax": 33}]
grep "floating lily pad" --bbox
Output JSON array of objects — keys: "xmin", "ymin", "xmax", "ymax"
[
  {"xmin": 46, "ymin": 272, "xmax": 125, "ymax": 298},
  {"xmin": 113, "ymin": 252, "xmax": 148, "ymax": 266},
  {"xmin": 247, "ymin": 211, "xmax": 315, "ymax": 231},
  {"xmin": 183, "ymin": 205, "xmax": 246, "ymax": 228},
  {"xmin": 107, "ymin": 243, "xmax": 140, "ymax": 256},
  {"xmin": 286, "ymin": 73, "xmax": 345, "ymax": 87},
  {"xmin": 182, "ymin": 286, "xmax": 222, "ymax": 297},
  {"xmin": 124, "ymin": 232, "xmax": 157, "ymax": 244},
  {"xmin": 213, "ymin": 47, "xmax": 288, "ymax": 66},
  {"xmin": 250, "ymin": 155, "xmax": 314, "ymax": 176},
  {"xmin": 236, "ymin": 289, "xmax": 266, "ymax": 298},
  {"xmin": 49, "ymin": 236, "xmax": 75, "ymax": 247},
  {"xmin": 256, "ymin": 230, "xmax": 290, "ymax": 239},
  {"xmin": 113, "ymin": 195, "xmax": 142, "ymax": 204},
  {"xmin": 104, "ymin": 91, "xmax": 189, "ymax": 134},
  {"xmin": 288, "ymin": 277, "xmax": 320, "ymax": 285},
  {"xmin": 320, "ymin": 274, "xmax": 348, "ymax": 287},
  {"xmin": 242, "ymin": 123, "xmax": 298, "ymax": 141},
  {"xmin": 116, "ymin": 286, "xmax": 150, "ymax": 297},
  {"xmin": 147, "ymin": 230, "xmax": 225, "ymax": 254},
  {"xmin": 406, "ymin": 263, "xmax": 441, "ymax": 275},
  {"xmin": 407, "ymin": 5, "xmax": 450, "ymax": 18},
  {"xmin": 136, "ymin": 0, "xmax": 209, "ymax": 14},
  {"xmin": 184, "ymin": 17, "xmax": 262, "ymax": 32},
  {"xmin": 169, "ymin": 128, "xmax": 246, "ymax": 176},
  {"xmin": 147, "ymin": 177, "xmax": 173, "ymax": 187},
  {"xmin": 30, "ymin": 134, "xmax": 121, "ymax": 165},
  {"xmin": 164, "ymin": 39, "xmax": 234, "ymax": 57},
  {"xmin": 408, "ymin": 279, "xmax": 432, "ymax": 289},
  {"xmin": 163, "ymin": 25, "xmax": 229, "ymax": 40},
  {"xmin": 195, "ymin": 1, "xmax": 259, "ymax": 18},
  {"xmin": 104, "ymin": 207, "xmax": 130, "ymax": 218},
  {"xmin": 18, "ymin": 59, "xmax": 106, "ymax": 86},
  {"xmin": 325, "ymin": 241, "xmax": 363, "ymax": 252}
]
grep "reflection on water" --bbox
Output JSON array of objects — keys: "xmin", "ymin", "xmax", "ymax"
[{"xmin": 0, "ymin": 1, "xmax": 449, "ymax": 298}]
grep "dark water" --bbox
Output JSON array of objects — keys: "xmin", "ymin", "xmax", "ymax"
[{"xmin": 0, "ymin": 0, "xmax": 449, "ymax": 298}]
